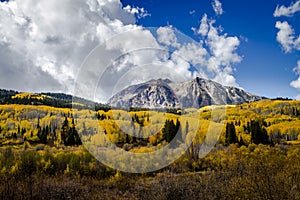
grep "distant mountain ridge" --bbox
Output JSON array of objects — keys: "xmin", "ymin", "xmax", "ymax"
[
  {"xmin": 108, "ymin": 77, "xmax": 264, "ymax": 108},
  {"xmin": 0, "ymin": 77, "xmax": 264, "ymax": 110},
  {"xmin": 0, "ymin": 89, "xmax": 109, "ymax": 110}
]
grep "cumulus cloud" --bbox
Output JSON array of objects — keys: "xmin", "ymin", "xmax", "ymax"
[
  {"xmin": 0, "ymin": 0, "xmax": 140, "ymax": 94},
  {"xmin": 156, "ymin": 26, "xmax": 180, "ymax": 48},
  {"xmin": 0, "ymin": 42, "xmax": 62, "ymax": 92},
  {"xmin": 274, "ymin": 2, "xmax": 300, "ymax": 99},
  {"xmin": 293, "ymin": 60, "xmax": 300, "ymax": 75},
  {"xmin": 192, "ymin": 15, "xmax": 241, "ymax": 86},
  {"xmin": 207, "ymin": 21, "xmax": 241, "ymax": 66},
  {"xmin": 192, "ymin": 14, "xmax": 209, "ymax": 37},
  {"xmin": 275, "ymin": 21, "xmax": 300, "ymax": 53},
  {"xmin": 294, "ymin": 35, "xmax": 300, "ymax": 50},
  {"xmin": 274, "ymin": 0, "xmax": 300, "ymax": 17},
  {"xmin": 290, "ymin": 61, "xmax": 300, "ymax": 95},
  {"xmin": 173, "ymin": 42, "xmax": 207, "ymax": 66},
  {"xmin": 212, "ymin": 0, "xmax": 223, "ymax": 15},
  {"xmin": 123, "ymin": 5, "xmax": 150, "ymax": 19},
  {"xmin": 0, "ymin": 0, "xmax": 242, "ymax": 102}
]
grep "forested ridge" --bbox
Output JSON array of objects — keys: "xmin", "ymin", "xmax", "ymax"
[{"xmin": 0, "ymin": 89, "xmax": 110, "ymax": 111}]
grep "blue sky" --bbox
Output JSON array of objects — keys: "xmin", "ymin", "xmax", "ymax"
[{"xmin": 122, "ymin": 0, "xmax": 300, "ymax": 98}]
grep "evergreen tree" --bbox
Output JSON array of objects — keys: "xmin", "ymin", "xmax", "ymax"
[
  {"xmin": 38, "ymin": 126, "xmax": 48, "ymax": 144},
  {"xmin": 162, "ymin": 119, "xmax": 177, "ymax": 143},
  {"xmin": 62, "ymin": 118, "xmax": 82, "ymax": 146},
  {"xmin": 175, "ymin": 118, "xmax": 182, "ymax": 143},
  {"xmin": 225, "ymin": 122, "xmax": 238, "ymax": 145},
  {"xmin": 183, "ymin": 120, "xmax": 189, "ymax": 141},
  {"xmin": 250, "ymin": 120, "xmax": 269, "ymax": 145},
  {"xmin": 12, "ymin": 132, "xmax": 17, "ymax": 139},
  {"xmin": 61, "ymin": 117, "xmax": 69, "ymax": 145}
]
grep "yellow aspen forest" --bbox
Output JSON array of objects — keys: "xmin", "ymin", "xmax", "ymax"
[{"xmin": 0, "ymin": 99, "xmax": 300, "ymax": 199}]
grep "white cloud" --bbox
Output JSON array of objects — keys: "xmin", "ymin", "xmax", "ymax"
[
  {"xmin": 192, "ymin": 14, "xmax": 209, "ymax": 37},
  {"xmin": 123, "ymin": 5, "xmax": 150, "ymax": 19},
  {"xmin": 290, "ymin": 61, "xmax": 300, "ymax": 94},
  {"xmin": 206, "ymin": 20, "xmax": 241, "ymax": 86},
  {"xmin": 274, "ymin": 0, "xmax": 300, "ymax": 17},
  {"xmin": 0, "ymin": 0, "xmax": 140, "ymax": 94},
  {"xmin": 212, "ymin": 0, "xmax": 223, "ymax": 15},
  {"xmin": 274, "ymin": 2, "xmax": 300, "ymax": 99},
  {"xmin": 289, "ymin": 59, "xmax": 300, "ymax": 100},
  {"xmin": 293, "ymin": 60, "xmax": 300, "ymax": 74},
  {"xmin": 173, "ymin": 42, "xmax": 207, "ymax": 66},
  {"xmin": 157, "ymin": 26, "xmax": 180, "ymax": 48},
  {"xmin": 191, "ymin": 14, "xmax": 241, "ymax": 86},
  {"xmin": 214, "ymin": 71, "xmax": 237, "ymax": 87},
  {"xmin": 275, "ymin": 21, "xmax": 300, "ymax": 53},
  {"xmin": 290, "ymin": 79, "xmax": 300, "ymax": 99},
  {"xmin": 0, "ymin": 0, "xmax": 242, "ymax": 102},
  {"xmin": 0, "ymin": 0, "xmax": 197, "ymax": 102},
  {"xmin": 0, "ymin": 42, "xmax": 62, "ymax": 92},
  {"xmin": 207, "ymin": 21, "xmax": 241, "ymax": 65},
  {"xmin": 295, "ymin": 35, "xmax": 300, "ymax": 50}
]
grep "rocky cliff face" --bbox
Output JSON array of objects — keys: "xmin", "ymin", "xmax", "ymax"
[{"xmin": 108, "ymin": 77, "xmax": 263, "ymax": 108}]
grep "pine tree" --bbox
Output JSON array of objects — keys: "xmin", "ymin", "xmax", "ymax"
[
  {"xmin": 61, "ymin": 117, "xmax": 69, "ymax": 145},
  {"xmin": 162, "ymin": 119, "xmax": 177, "ymax": 143},
  {"xmin": 250, "ymin": 120, "xmax": 269, "ymax": 145},
  {"xmin": 183, "ymin": 120, "xmax": 189, "ymax": 141},
  {"xmin": 38, "ymin": 126, "xmax": 48, "ymax": 144},
  {"xmin": 175, "ymin": 118, "xmax": 182, "ymax": 142},
  {"xmin": 225, "ymin": 122, "xmax": 238, "ymax": 145},
  {"xmin": 62, "ymin": 118, "xmax": 82, "ymax": 146}
]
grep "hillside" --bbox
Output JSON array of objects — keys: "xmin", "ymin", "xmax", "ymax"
[
  {"xmin": 0, "ymin": 89, "xmax": 110, "ymax": 111},
  {"xmin": 0, "ymin": 98, "xmax": 299, "ymax": 148},
  {"xmin": 0, "ymin": 98, "xmax": 300, "ymax": 199}
]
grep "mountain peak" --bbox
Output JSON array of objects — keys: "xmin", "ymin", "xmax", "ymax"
[
  {"xmin": 147, "ymin": 78, "xmax": 173, "ymax": 84},
  {"xmin": 108, "ymin": 78, "xmax": 263, "ymax": 108}
]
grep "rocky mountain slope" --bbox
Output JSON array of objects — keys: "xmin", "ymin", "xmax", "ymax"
[{"xmin": 108, "ymin": 77, "xmax": 263, "ymax": 108}]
